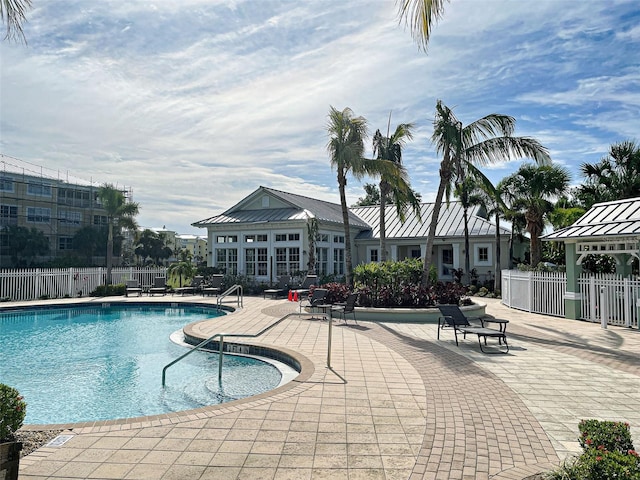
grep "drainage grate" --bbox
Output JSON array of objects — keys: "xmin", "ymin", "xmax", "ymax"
[{"xmin": 45, "ymin": 434, "xmax": 74, "ymax": 447}]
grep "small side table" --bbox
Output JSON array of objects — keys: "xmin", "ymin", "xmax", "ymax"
[{"xmin": 480, "ymin": 318, "xmax": 509, "ymax": 344}]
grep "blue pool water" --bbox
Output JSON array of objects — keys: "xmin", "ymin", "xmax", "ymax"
[{"xmin": 0, "ymin": 304, "xmax": 283, "ymax": 424}]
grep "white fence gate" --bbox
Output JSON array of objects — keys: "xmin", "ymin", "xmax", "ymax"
[
  {"xmin": 0, "ymin": 267, "xmax": 167, "ymax": 301},
  {"xmin": 502, "ymin": 270, "xmax": 640, "ymax": 328}
]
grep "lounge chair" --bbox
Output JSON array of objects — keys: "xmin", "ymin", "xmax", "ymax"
[
  {"xmin": 202, "ymin": 274, "xmax": 224, "ymax": 297},
  {"xmin": 149, "ymin": 277, "xmax": 167, "ymax": 296},
  {"xmin": 263, "ymin": 275, "xmax": 289, "ymax": 299},
  {"xmin": 331, "ymin": 292, "xmax": 358, "ymax": 324},
  {"xmin": 175, "ymin": 276, "xmax": 204, "ymax": 295},
  {"xmin": 299, "ymin": 288, "xmax": 329, "ymax": 316},
  {"xmin": 437, "ymin": 304, "xmax": 508, "ymax": 354},
  {"xmin": 291, "ymin": 274, "xmax": 318, "ymax": 296},
  {"xmin": 125, "ymin": 279, "xmax": 142, "ymax": 297}
]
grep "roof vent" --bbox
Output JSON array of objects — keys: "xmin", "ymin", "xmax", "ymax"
[{"xmin": 262, "ymin": 196, "xmax": 269, "ymax": 207}]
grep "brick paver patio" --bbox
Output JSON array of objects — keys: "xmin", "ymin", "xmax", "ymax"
[{"xmin": 11, "ymin": 295, "xmax": 640, "ymax": 479}]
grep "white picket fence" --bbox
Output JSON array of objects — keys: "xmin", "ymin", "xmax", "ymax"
[
  {"xmin": 0, "ymin": 267, "xmax": 167, "ymax": 301},
  {"xmin": 502, "ymin": 270, "xmax": 640, "ymax": 328}
]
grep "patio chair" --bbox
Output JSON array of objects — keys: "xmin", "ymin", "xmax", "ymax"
[
  {"xmin": 149, "ymin": 277, "xmax": 167, "ymax": 296},
  {"xmin": 331, "ymin": 292, "xmax": 358, "ymax": 324},
  {"xmin": 175, "ymin": 276, "xmax": 204, "ymax": 295},
  {"xmin": 291, "ymin": 274, "xmax": 318, "ymax": 296},
  {"xmin": 437, "ymin": 305, "xmax": 508, "ymax": 354},
  {"xmin": 125, "ymin": 279, "xmax": 142, "ymax": 297},
  {"xmin": 263, "ymin": 275, "xmax": 289, "ymax": 299},
  {"xmin": 299, "ymin": 288, "xmax": 329, "ymax": 316},
  {"xmin": 202, "ymin": 274, "xmax": 224, "ymax": 297}
]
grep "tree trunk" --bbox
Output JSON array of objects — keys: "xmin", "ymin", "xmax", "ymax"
[
  {"xmin": 423, "ymin": 153, "xmax": 452, "ymax": 287},
  {"xmin": 463, "ymin": 205, "xmax": 470, "ymax": 285},
  {"xmin": 379, "ymin": 180, "xmax": 389, "ymax": 262},
  {"xmin": 526, "ymin": 210, "xmax": 544, "ymax": 266},
  {"xmin": 338, "ymin": 170, "xmax": 354, "ymax": 288},
  {"xmin": 106, "ymin": 221, "xmax": 114, "ymax": 285},
  {"xmin": 494, "ymin": 213, "xmax": 501, "ymax": 291}
]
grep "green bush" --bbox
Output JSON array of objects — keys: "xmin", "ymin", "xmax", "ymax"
[
  {"xmin": 547, "ymin": 419, "xmax": 640, "ymax": 480},
  {"xmin": 579, "ymin": 419, "xmax": 635, "ymax": 454},
  {"xmin": 91, "ymin": 283, "xmax": 126, "ymax": 296},
  {"xmin": 0, "ymin": 384, "xmax": 27, "ymax": 442}
]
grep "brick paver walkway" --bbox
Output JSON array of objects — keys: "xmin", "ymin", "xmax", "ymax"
[{"xmin": 11, "ymin": 295, "xmax": 640, "ymax": 479}]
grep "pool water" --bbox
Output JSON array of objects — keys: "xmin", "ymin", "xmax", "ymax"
[{"xmin": 0, "ymin": 304, "xmax": 283, "ymax": 424}]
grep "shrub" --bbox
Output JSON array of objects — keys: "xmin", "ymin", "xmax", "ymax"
[
  {"xmin": 547, "ymin": 419, "xmax": 640, "ymax": 480},
  {"xmin": 579, "ymin": 419, "xmax": 634, "ymax": 454},
  {"xmin": 90, "ymin": 284, "xmax": 126, "ymax": 296},
  {"xmin": 321, "ymin": 282, "xmax": 350, "ymax": 304},
  {"xmin": 0, "ymin": 384, "xmax": 27, "ymax": 442}
]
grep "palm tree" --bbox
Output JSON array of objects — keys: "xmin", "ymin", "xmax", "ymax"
[
  {"xmin": 1, "ymin": 0, "xmax": 31, "ymax": 43},
  {"xmin": 500, "ymin": 163, "xmax": 571, "ymax": 267},
  {"xmin": 372, "ymin": 118, "xmax": 421, "ymax": 262},
  {"xmin": 575, "ymin": 140, "xmax": 640, "ymax": 208},
  {"xmin": 98, "ymin": 184, "xmax": 140, "ymax": 285},
  {"xmin": 397, "ymin": 0, "xmax": 448, "ymax": 52},
  {"xmin": 467, "ymin": 179, "xmax": 508, "ymax": 291},
  {"xmin": 422, "ymin": 100, "xmax": 551, "ymax": 286},
  {"xmin": 327, "ymin": 106, "xmax": 405, "ymax": 287},
  {"xmin": 168, "ymin": 261, "xmax": 195, "ymax": 288}
]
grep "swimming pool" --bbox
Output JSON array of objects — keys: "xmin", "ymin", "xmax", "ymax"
[{"xmin": 0, "ymin": 304, "xmax": 287, "ymax": 425}]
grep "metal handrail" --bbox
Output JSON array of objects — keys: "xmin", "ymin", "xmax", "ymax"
[
  {"xmin": 217, "ymin": 284, "xmax": 243, "ymax": 309},
  {"xmin": 162, "ymin": 311, "xmax": 301, "ymax": 387}
]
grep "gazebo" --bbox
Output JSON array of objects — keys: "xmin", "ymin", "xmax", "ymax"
[{"xmin": 542, "ymin": 197, "xmax": 640, "ymax": 321}]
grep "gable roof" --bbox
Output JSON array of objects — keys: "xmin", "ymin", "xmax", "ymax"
[
  {"xmin": 543, "ymin": 197, "xmax": 640, "ymax": 241},
  {"xmin": 193, "ymin": 186, "xmax": 370, "ymax": 229},
  {"xmin": 350, "ymin": 202, "xmax": 510, "ymax": 240}
]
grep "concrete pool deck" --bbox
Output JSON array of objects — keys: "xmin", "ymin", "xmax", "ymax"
[{"xmin": 10, "ymin": 295, "xmax": 640, "ymax": 479}]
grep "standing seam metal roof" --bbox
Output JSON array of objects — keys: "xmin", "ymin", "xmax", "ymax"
[{"xmin": 542, "ymin": 197, "xmax": 640, "ymax": 240}]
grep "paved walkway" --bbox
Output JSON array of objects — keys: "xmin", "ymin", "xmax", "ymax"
[{"xmin": 12, "ymin": 295, "xmax": 640, "ymax": 479}]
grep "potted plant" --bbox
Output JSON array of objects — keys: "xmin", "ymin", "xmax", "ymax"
[{"xmin": 0, "ymin": 384, "xmax": 26, "ymax": 480}]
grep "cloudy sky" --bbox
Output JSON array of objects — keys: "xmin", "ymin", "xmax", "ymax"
[{"xmin": 1, "ymin": 0, "xmax": 638, "ymax": 234}]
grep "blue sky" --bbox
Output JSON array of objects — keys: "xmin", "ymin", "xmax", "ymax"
[{"xmin": 1, "ymin": 0, "xmax": 639, "ymax": 234}]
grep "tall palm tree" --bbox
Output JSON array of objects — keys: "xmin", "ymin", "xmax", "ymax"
[
  {"xmin": 500, "ymin": 163, "xmax": 571, "ymax": 267},
  {"xmin": 98, "ymin": 184, "xmax": 140, "ymax": 285},
  {"xmin": 467, "ymin": 179, "xmax": 508, "ymax": 291},
  {"xmin": 1, "ymin": 0, "xmax": 31, "ymax": 43},
  {"xmin": 422, "ymin": 100, "xmax": 551, "ymax": 286},
  {"xmin": 327, "ymin": 106, "xmax": 405, "ymax": 287},
  {"xmin": 397, "ymin": 0, "xmax": 448, "ymax": 52},
  {"xmin": 372, "ymin": 118, "xmax": 421, "ymax": 261}
]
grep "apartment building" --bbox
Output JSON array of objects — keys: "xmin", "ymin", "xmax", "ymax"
[{"xmin": 0, "ymin": 155, "xmax": 132, "ymax": 267}]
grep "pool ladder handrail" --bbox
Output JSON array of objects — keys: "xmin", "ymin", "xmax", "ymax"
[
  {"xmin": 217, "ymin": 284, "xmax": 243, "ymax": 309},
  {"xmin": 162, "ymin": 311, "xmax": 300, "ymax": 387}
]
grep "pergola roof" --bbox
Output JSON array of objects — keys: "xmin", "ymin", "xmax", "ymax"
[{"xmin": 543, "ymin": 197, "xmax": 640, "ymax": 241}]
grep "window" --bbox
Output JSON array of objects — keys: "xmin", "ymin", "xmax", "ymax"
[
  {"xmin": 275, "ymin": 247, "xmax": 300, "ymax": 276},
  {"xmin": 333, "ymin": 248, "xmax": 345, "ymax": 275},
  {"xmin": 59, "ymin": 237, "xmax": 73, "ymax": 250},
  {"xmin": 442, "ymin": 248, "xmax": 454, "ymax": 276},
  {"xmin": 94, "ymin": 215, "xmax": 108, "ymax": 226},
  {"xmin": 275, "ymin": 234, "xmax": 287, "ymax": 242},
  {"xmin": 475, "ymin": 244, "xmax": 491, "ymax": 265},
  {"xmin": 288, "ymin": 233, "xmax": 299, "ymax": 241},
  {"xmin": 27, "ymin": 182, "xmax": 52, "ymax": 197},
  {"xmin": 0, "ymin": 205, "xmax": 18, "ymax": 226},
  {"xmin": 216, "ymin": 236, "xmax": 226, "ymax": 243},
  {"xmin": 333, "ymin": 235, "xmax": 345, "ymax": 244},
  {"xmin": 216, "ymin": 248, "xmax": 238, "ymax": 274},
  {"xmin": 316, "ymin": 247, "xmax": 328, "ymax": 275},
  {"xmin": 59, "ymin": 210, "xmax": 82, "ymax": 225},
  {"xmin": 369, "ymin": 248, "xmax": 379, "ymax": 262},
  {"xmin": 27, "ymin": 207, "xmax": 51, "ymax": 223},
  {"xmin": 411, "ymin": 248, "xmax": 422, "ymax": 258},
  {"xmin": 227, "ymin": 235, "xmax": 238, "ymax": 243},
  {"xmin": 257, "ymin": 234, "xmax": 267, "ymax": 242},
  {"xmin": 245, "ymin": 247, "xmax": 268, "ymax": 276},
  {"xmin": 244, "ymin": 235, "xmax": 255, "ymax": 243},
  {"xmin": 317, "ymin": 233, "xmax": 329, "ymax": 242},
  {"xmin": 0, "ymin": 176, "xmax": 14, "ymax": 192}
]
